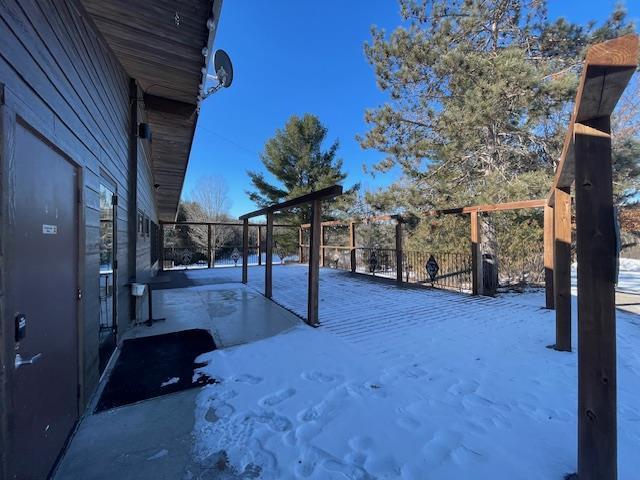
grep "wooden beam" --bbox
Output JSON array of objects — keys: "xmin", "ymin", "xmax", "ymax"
[
  {"xmin": 350, "ymin": 222, "xmax": 356, "ymax": 273},
  {"xmin": 575, "ymin": 116, "xmax": 617, "ymax": 480},
  {"xmin": 143, "ymin": 93, "xmax": 197, "ymax": 118},
  {"xmin": 544, "ymin": 204, "xmax": 555, "ymax": 309},
  {"xmin": 265, "ymin": 212, "xmax": 274, "ymax": 299},
  {"xmin": 436, "ymin": 198, "xmax": 547, "ymax": 215},
  {"xmin": 548, "ymin": 34, "xmax": 638, "ymax": 206},
  {"xmin": 242, "ymin": 219, "xmax": 249, "ymax": 284},
  {"xmin": 307, "ymin": 199, "xmax": 322, "ymax": 326},
  {"xmin": 554, "ymin": 187, "xmax": 572, "ymax": 352},
  {"xmin": 207, "ymin": 224, "xmax": 212, "ymax": 269},
  {"xmin": 395, "ymin": 221, "xmax": 403, "ymax": 284},
  {"xmin": 470, "ymin": 211, "xmax": 482, "ymax": 295},
  {"xmin": 239, "ymin": 185, "xmax": 343, "ymax": 219}
]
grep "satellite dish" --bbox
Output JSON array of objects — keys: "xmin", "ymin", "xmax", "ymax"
[
  {"xmin": 202, "ymin": 49, "xmax": 234, "ymax": 101},
  {"xmin": 214, "ymin": 49, "xmax": 233, "ymax": 88}
]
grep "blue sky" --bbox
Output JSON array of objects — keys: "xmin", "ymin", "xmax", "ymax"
[{"xmin": 185, "ymin": 1, "xmax": 639, "ymax": 218}]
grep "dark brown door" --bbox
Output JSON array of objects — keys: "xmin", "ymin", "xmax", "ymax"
[{"xmin": 8, "ymin": 122, "xmax": 79, "ymax": 479}]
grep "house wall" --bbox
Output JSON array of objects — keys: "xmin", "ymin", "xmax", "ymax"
[{"xmin": 0, "ymin": 0, "xmax": 159, "ymax": 475}]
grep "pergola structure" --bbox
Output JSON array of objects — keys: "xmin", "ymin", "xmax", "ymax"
[{"xmin": 239, "ymin": 185, "xmax": 343, "ymax": 326}]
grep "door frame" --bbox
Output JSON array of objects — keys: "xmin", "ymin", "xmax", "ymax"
[
  {"xmin": 0, "ymin": 86, "xmax": 85, "ymax": 479},
  {"xmin": 99, "ymin": 170, "xmax": 119, "ymax": 370}
]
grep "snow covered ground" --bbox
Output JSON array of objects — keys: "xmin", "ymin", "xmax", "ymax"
[
  {"xmin": 617, "ymin": 258, "xmax": 640, "ymax": 294},
  {"xmin": 189, "ymin": 265, "xmax": 640, "ymax": 479}
]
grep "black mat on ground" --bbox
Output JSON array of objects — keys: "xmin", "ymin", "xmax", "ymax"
[
  {"xmin": 149, "ymin": 271, "xmax": 197, "ymax": 290},
  {"xmin": 95, "ymin": 329, "xmax": 216, "ymax": 412}
]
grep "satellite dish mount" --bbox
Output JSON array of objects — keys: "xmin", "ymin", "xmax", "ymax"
[{"xmin": 203, "ymin": 49, "xmax": 234, "ymax": 100}]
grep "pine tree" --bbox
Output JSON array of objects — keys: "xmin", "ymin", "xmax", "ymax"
[
  {"xmin": 247, "ymin": 114, "xmax": 358, "ymax": 224},
  {"xmin": 360, "ymin": 0, "xmax": 637, "ymax": 254},
  {"xmin": 360, "ymin": 0, "xmax": 636, "ymax": 214}
]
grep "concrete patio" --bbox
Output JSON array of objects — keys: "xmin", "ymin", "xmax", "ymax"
[
  {"xmin": 53, "ymin": 264, "xmax": 640, "ymax": 479},
  {"xmin": 54, "ymin": 270, "xmax": 301, "ymax": 480}
]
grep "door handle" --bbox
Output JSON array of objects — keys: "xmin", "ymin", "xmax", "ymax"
[{"xmin": 14, "ymin": 353, "xmax": 42, "ymax": 369}]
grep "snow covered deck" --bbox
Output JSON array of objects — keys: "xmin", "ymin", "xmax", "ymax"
[{"xmin": 188, "ymin": 265, "xmax": 640, "ymax": 479}]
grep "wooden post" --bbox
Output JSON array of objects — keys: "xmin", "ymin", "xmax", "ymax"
[
  {"xmin": 298, "ymin": 226, "xmax": 303, "ymax": 264},
  {"xmin": 350, "ymin": 222, "xmax": 356, "ymax": 273},
  {"xmin": 307, "ymin": 199, "xmax": 322, "ymax": 326},
  {"xmin": 159, "ymin": 224, "xmax": 165, "ymax": 272},
  {"xmin": 257, "ymin": 225, "xmax": 262, "ymax": 266},
  {"xmin": 554, "ymin": 187, "xmax": 572, "ymax": 352},
  {"xmin": 211, "ymin": 225, "xmax": 216, "ymax": 267},
  {"xmin": 395, "ymin": 220, "xmax": 403, "ymax": 284},
  {"xmin": 265, "ymin": 213, "xmax": 274, "ymax": 299},
  {"xmin": 575, "ymin": 118, "xmax": 617, "ymax": 480},
  {"xmin": 320, "ymin": 223, "xmax": 325, "ymax": 267},
  {"xmin": 544, "ymin": 205, "xmax": 555, "ymax": 309},
  {"xmin": 242, "ymin": 219, "xmax": 249, "ymax": 284},
  {"xmin": 470, "ymin": 211, "xmax": 482, "ymax": 295},
  {"xmin": 207, "ymin": 224, "xmax": 212, "ymax": 269}
]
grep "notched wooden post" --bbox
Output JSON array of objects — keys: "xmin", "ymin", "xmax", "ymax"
[
  {"xmin": 575, "ymin": 118, "xmax": 617, "ymax": 480},
  {"xmin": 242, "ymin": 219, "xmax": 249, "ymax": 284},
  {"xmin": 265, "ymin": 213, "xmax": 274, "ymax": 299},
  {"xmin": 307, "ymin": 199, "xmax": 322, "ymax": 326},
  {"xmin": 544, "ymin": 204, "xmax": 555, "ymax": 309},
  {"xmin": 554, "ymin": 187, "xmax": 572, "ymax": 352}
]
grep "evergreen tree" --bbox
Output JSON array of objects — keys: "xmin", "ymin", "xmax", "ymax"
[
  {"xmin": 360, "ymin": 0, "xmax": 635, "ymax": 213},
  {"xmin": 360, "ymin": 0, "xmax": 637, "ymax": 252},
  {"xmin": 247, "ymin": 114, "xmax": 358, "ymax": 224}
]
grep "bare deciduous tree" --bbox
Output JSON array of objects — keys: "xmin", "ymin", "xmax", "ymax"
[{"xmin": 187, "ymin": 175, "xmax": 235, "ymax": 254}]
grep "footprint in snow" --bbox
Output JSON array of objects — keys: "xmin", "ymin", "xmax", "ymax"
[
  {"xmin": 254, "ymin": 410, "xmax": 292, "ymax": 432},
  {"xmin": 259, "ymin": 388, "xmax": 296, "ymax": 407},
  {"xmin": 233, "ymin": 374, "xmax": 262, "ymax": 385},
  {"xmin": 301, "ymin": 371, "xmax": 337, "ymax": 383}
]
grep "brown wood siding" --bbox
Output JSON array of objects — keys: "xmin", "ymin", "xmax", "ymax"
[{"xmin": 0, "ymin": 0, "xmax": 158, "ymax": 411}]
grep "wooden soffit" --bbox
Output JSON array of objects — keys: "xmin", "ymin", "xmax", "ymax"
[{"xmin": 81, "ymin": 0, "xmax": 223, "ymax": 221}]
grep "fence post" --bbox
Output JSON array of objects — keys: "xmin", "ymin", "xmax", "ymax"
[
  {"xmin": 395, "ymin": 219, "xmax": 403, "ymax": 284},
  {"xmin": 265, "ymin": 213, "xmax": 274, "ymax": 298},
  {"xmin": 544, "ymin": 204, "xmax": 555, "ymax": 309},
  {"xmin": 257, "ymin": 225, "xmax": 262, "ymax": 266},
  {"xmin": 159, "ymin": 224, "xmax": 165, "ymax": 272},
  {"xmin": 242, "ymin": 219, "xmax": 249, "ymax": 284},
  {"xmin": 308, "ymin": 199, "xmax": 322, "ymax": 326},
  {"xmin": 350, "ymin": 221, "xmax": 356, "ymax": 273},
  {"xmin": 554, "ymin": 187, "xmax": 572, "ymax": 352},
  {"xmin": 207, "ymin": 224, "xmax": 212, "ymax": 268},
  {"xmin": 575, "ymin": 118, "xmax": 617, "ymax": 480},
  {"xmin": 320, "ymin": 223, "xmax": 325, "ymax": 267},
  {"xmin": 470, "ymin": 210, "xmax": 483, "ymax": 295},
  {"xmin": 298, "ymin": 226, "xmax": 303, "ymax": 264}
]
